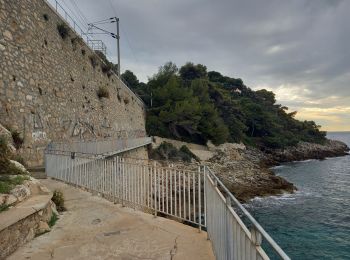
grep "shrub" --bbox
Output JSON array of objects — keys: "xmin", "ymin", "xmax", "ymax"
[
  {"xmin": 149, "ymin": 142, "xmax": 198, "ymax": 162},
  {"xmin": 57, "ymin": 23, "xmax": 69, "ymax": 39},
  {"xmin": 0, "ymin": 175, "xmax": 29, "ymax": 194},
  {"xmin": 48, "ymin": 212, "xmax": 58, "ymax": 227},
  {"xmin": 97, "ymin": 86, "xmax": 109, "ymax": 99},
  {"xmin": 0, "ymin": 204, "xmax": 9, "ymax": 212},
  {"xmin": 179, "ymin": 145, "xmax": 200, "ymax": 162},
  {"xmin": 101, "ymin": 63, "xmax": 112, "ymax": 74},
  {"xmin": 52, "ymin": 190, "xmax": 66, "ymax": 212},
  {"xmin": 89, "ymin": 55, "xmax": 98, "ymax": 69},
  {"xmin": 10, "ymin": 129, "xmax": 24, "ymax": 149}
]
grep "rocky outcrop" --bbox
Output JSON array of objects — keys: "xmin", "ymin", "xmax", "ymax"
[
  {"xmin": 0, "ymin": 177, "xmax": 50, "ymax": 208},
  {"xmin": 207, "ymin": 144, "xmax": 296, "ymax": 202},
  {"xmin": 265, "ymin": 140, "xmax": 349, "ymax": 165},
  {"xmin": 206, "ymin": 139, "xmax": 349, "ymax": 202}
]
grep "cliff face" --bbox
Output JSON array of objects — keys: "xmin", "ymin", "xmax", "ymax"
[{"xmin": 0, "ymin": 0, "xmax": 147, "ymax": 166}]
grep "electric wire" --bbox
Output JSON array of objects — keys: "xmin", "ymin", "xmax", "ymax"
[{"xmin": 107, "ymin": 0, "xmax": 139, "ymax": 63}]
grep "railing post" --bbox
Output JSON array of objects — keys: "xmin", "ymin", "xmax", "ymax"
[
  {"xmin": 154, "ymin": 162, "xmax": 157, "ymax": 218},
  {"xmin": 250, "ymin": 226, "xmax": 263, "ymax": 246},
  {"xmin": 122, "ymin": 157, "xmax": 125, "ymax": 207},
  {"xmin": 113, "ymin": 157, "xmax": 117, "ymax": 204},
  {"xmin": 226, "ymin": 195, "xmax": 232, "ymax": 260},
  {"xmin": 198, "ymin": 166, "xmax": 201, "ymax": 232}
]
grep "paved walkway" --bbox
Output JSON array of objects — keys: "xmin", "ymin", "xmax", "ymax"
[{"xmin": 9, "ymin": 179, "xmax": 214, "ymax": 260}]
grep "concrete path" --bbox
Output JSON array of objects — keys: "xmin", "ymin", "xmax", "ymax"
[{"xmin": 8, "ymin": 179, "xmax": 214, "ymax": 260}]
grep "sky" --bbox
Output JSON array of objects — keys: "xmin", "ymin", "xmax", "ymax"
[{"xmin": 50, "ymin": 0, "xmax": 350, "ymax": 131}]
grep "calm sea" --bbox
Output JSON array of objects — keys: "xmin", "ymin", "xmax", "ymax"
[{"xmin": 246, "ymin": 132, "xmax": 350, "ymax": 259}]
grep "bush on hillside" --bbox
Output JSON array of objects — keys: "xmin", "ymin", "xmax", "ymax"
[
  {"xmin": 149, "ymin": 142, "xmax": 199, "ymax": 163},
  {"xmin": 57, "ymin": 23, "xmax": 69, "ymax": 39},
  {"xmin": 124, "ymin": 61, "xmax": 327, "ymax": 150}
]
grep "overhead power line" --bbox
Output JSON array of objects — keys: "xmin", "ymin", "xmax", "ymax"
[{"xmin": 107, "ymin": 0, "xmax": 139, "ymax": 63}]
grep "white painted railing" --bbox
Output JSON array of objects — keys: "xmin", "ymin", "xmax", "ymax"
[
  {"xmin": 45, "ymin": 153, "xmax": 204, "ymax": 227},
  {"xmin": 205, "ymin": 167, "xmax": 290, "ymax": 260},
  {"xmin": 45, "ymin": 152, "xmax": 290, "ymax": 260},
  {"xmin": 46, "ymin": 137, "xmax": 152, "ymax": 156}
]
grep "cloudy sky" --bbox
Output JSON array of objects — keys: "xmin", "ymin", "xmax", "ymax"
[{"xmin": 51, "ymin": 0, "xmax": 350, "ymax": 131}]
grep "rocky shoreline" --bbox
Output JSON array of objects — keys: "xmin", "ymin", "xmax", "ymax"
[
  {"xmin": 264, "ymin": 140, "xmax": 349, "ymax": 165},
  {"xmin": 206, "ymin": 139, "xmax": 349, "ymax": 202}
]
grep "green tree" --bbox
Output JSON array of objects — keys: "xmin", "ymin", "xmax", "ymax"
[{"xmin": 179, "ymin": 62, "xmax": 207, "ymax": 81}]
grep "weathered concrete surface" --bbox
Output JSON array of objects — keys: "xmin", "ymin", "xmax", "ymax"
[{"xmin": 8, "ymin": 179, "xmax": 214, "ymax": 260}]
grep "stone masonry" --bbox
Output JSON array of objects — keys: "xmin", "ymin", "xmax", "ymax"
[{"xmin": 0, "ymin": 0, "xmax": 147, "ymax": 166}]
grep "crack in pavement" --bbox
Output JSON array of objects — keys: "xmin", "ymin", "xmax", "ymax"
[{"xmin": 170, "ymin": 236, "xmax": 179, "ymax": 260}]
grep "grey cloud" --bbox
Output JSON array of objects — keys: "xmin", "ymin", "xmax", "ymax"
[{"xmin": 50, "ymin": 0, "xmax": 350, "ymax": 129}]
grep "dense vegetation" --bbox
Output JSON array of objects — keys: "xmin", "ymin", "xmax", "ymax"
[{"xmin": 122, "ymin": 62, "xmax": 326, "ymax": 150}]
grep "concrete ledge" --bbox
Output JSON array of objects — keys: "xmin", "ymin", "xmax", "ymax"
[
  {"xmin": 0, "ymin": 193, "xmax": 53, "ymax": 259},
  {"xmin": 0, "ymin": 194, "xmax": 52, "ymax": 232}
]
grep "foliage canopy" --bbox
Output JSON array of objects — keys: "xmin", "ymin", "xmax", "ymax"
[{"xmin": 123, "ymin": 62, "xmax": 326, "ymax": 149}]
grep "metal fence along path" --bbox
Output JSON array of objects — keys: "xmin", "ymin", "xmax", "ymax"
[
  {"xmin": 45, "ymin": 151, "xmax": 290, "ymax": 260},
  {"xmin": 47, "ymin": 137, "xmax": 152, "ymax": 157}
]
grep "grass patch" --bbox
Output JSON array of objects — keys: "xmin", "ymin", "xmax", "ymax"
[
  {"xmin": 48, "ymin": 212, "xmax": 58, "ymax": 227},
  {"xmin": 97, "ymin": 86, "xmax": 110, "ymax": 99},
  {"xmin": 52, "ymin": 190, "xmax": 66, "ymax": 212},
  {"xmin": 0, "ymin": 204, "xmax": 10, "ymax": 212},
  {"xmin": 0, "ymin": 175, "xmax": 29, "ymax": 194}
]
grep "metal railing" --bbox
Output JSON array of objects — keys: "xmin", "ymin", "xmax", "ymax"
[
  {"xmin": 46, "ymin": 137, "xmax": 152, "ymax": 156},
  {"xmin": 45, "ymin": 151, "xmax": 290, "ymax": 260},
  {"xmin": 205, "ymin": 167, "xmax": 290, "ymax": 260},
  {"xmin": 45, "ymin": 153, "xmax": 205, "ymax": 227},
  {"xmin": 87, "ymin": 39, "xmax": 107, "ymax": 56}
]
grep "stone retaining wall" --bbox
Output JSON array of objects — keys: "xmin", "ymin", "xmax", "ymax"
[
  {"xmin": 0, "ymin": 0, "xmax": 147, "ymax": 167},
  {"xmin": 0, "ymin": 195, "xmax": 54, "ymax": 259}
]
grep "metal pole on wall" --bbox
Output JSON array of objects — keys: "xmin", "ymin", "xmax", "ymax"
[{"xmin": 115, "ymin": 17, "xmax": 121, "ymax": 77}]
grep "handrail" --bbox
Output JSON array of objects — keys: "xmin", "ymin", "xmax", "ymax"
[
  {"xmin": 206, "ymin": 166, "xmax": 291, "ymax": 260},
  {"xmin": 46, "ymin": 137, "xmax": 152, "ymax": 156}
]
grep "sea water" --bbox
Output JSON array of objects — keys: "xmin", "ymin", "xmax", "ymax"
[{"xmin": 246, "ymin": 132, "xmax": 350, "ymax": 259}]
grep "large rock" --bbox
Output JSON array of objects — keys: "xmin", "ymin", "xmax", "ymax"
[
  {"xmin": 36, "ymin": 221, "xmax": 51, "ymax": 234},
  {"xmin": 9, "ymin": 160, "xmax": 29, "ymax": 174},
  {"xmin": 10, "ymin": 185, "xmax": 31, "ymax": 202},
  {"xmin": 0, "ymin": 194, "xmax": 17, "ymax": 206}
]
